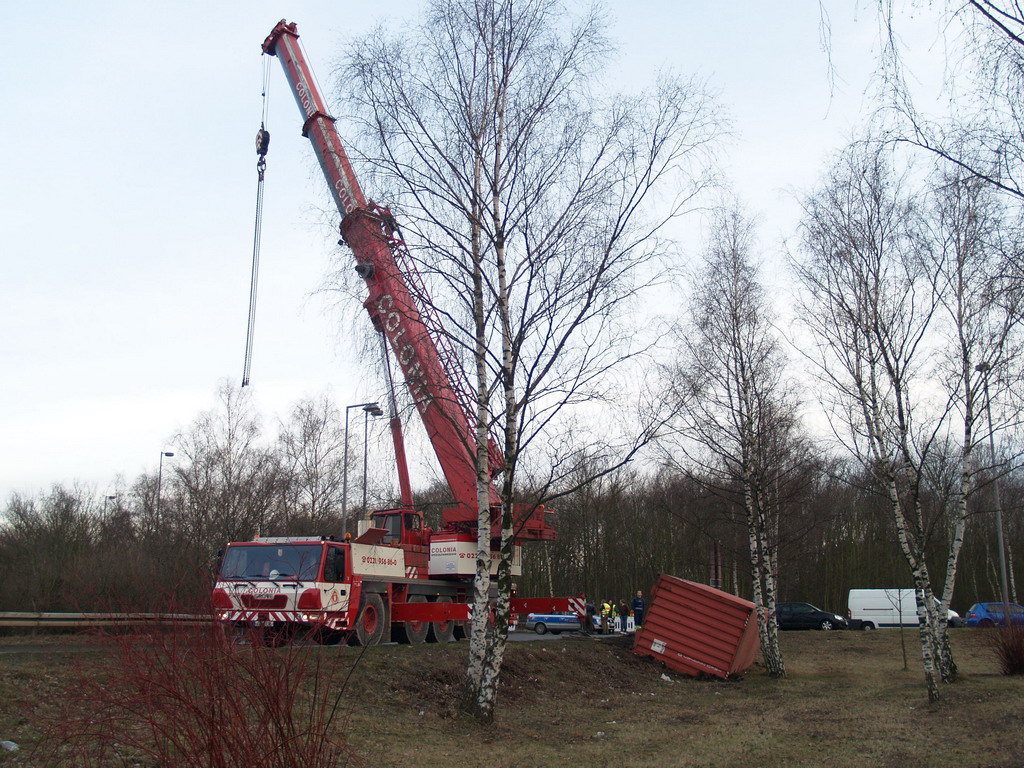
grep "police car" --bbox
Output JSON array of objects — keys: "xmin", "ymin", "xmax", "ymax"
[{"xmin": 522, "ymin": 612, "xmax": 582, "ymax": 635}]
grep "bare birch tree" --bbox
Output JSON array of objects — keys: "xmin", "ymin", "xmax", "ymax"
[
  {"xmin": 925, "ymin": 171, "xmax": 1024, "ymax": 652},
  {"xmin": 663, "ymin": 205, "xmax": 801, "ymax": 678},
  {"xmin": 874, "ymin": 1, "xmax": 1024, "ymax": 201},
  {"xmin": 343, "ymin": 0, "xmax": 723, "ymax": 722},
  {"xmin": 793, "ymin": 143, "xmax": 957, "ymax": 701}
]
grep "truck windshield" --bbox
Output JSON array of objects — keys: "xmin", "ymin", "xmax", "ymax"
[{"xmin": 219, "ymin": 544, "xmax": 322, "ymax": 582}]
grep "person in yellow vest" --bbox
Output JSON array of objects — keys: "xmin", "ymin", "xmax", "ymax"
[{"xmin": 601, "ymin": 600, "xmax": 612, "ymax": 634}]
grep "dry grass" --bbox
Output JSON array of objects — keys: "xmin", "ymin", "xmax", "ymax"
[{"xmin": 1, "ymin": 628, "xmax": 1022, "ymax": 767}]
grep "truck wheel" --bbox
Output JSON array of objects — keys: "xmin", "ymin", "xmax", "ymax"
[
  {"xmin": 428, "ymin": 596, "xmax": 456, "ymax": 643},
  {"xmin": 352, "ymin": 593, "xmax": 388, "ymax": 646},
  {"xmin": 861, "ymin": 622, "xmax": 875, "ymax": 631},
  {"xmin": 393, "ymin": 595, "xmax": 429, "ymax": 644}
]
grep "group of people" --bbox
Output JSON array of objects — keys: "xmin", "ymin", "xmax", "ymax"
[{"xmin": 584, "ymin": 591, "xmax": 646, "ymax": 634}]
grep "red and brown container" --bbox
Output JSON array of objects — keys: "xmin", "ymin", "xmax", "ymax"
[{"xmin": 632, "ymin": 574, "xmax": 759, "ymax": 679}]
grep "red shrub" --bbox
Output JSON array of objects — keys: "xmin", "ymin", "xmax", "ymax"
[
  {"xmin": 34, "ymin": 621, "xmax": 362, "ymax": 767},
  {"xmin": 990, "ymin": 625, "xmax": 1024, "ymax": 676}
]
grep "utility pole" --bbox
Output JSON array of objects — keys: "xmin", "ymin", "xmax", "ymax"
[{"xmin": 156, "ymin": 451, "xmax": 174, "ymax": 529}]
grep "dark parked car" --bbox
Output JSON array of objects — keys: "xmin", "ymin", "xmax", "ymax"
[
  {"xmin": 776, "ymin": 602, "xmax": 848, "ymax": 631},
  {"xmin": 965, "ymin": 602, "xmax": 1024, "ymax": 627}
]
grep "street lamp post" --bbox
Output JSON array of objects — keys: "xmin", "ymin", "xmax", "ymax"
[
  {"xmin": 156, "ymin": 451, "xmax": 174, "ymax": 528},
  {"xmin": 975, "ymin": 361, "xmax": 1012, "ymax": 626},
  {"xmin": 363, "ymin": 403, "xmax": 383, "ymax": 515},
  {"xmin": 343, "ymin": 402, "xmax": 383, "ymax": 530}
]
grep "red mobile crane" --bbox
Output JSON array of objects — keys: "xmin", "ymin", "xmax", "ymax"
[{"xmin": 211, "ymin": 20, "xmax": 572, "ymax": 645}]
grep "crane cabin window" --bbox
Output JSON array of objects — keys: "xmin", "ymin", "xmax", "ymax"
[
  {"xmin": 380, "ymin": 514, "xmax": 402, "ymax": 545},
  {"xmin": 219, "ymin": 544, "xmax": 323, "ymax": 582}
]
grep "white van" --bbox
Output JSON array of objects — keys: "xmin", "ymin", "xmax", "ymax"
[{"xmin": 847, "ymin": 588, "xmax": 963, "ymax": 629}]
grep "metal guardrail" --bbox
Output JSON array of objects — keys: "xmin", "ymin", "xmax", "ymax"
[{"xmin": 0, "ymin": 612, "xmax": 214, "ymax": 628}]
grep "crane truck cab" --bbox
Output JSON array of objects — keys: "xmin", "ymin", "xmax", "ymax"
[
  {"xmin": 362, "ymin": 508, "xmax": 429, "ymax": 547},
  {"xmin": 212, "ymin": 534, "xmax": 477, "ymax": 646}
]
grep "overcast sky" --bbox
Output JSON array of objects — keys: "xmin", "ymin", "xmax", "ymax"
[{"xmin": 0, "ymin": 2, "xmax": 945, "ymax": 503}]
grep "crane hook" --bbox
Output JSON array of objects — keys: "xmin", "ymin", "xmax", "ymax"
[
  {"xmin": 256, "ymin": 125, "xmax": 270, "ymax": 179},
  {"xmin": 256, "ymin": 125, "xmax": 270, "ymax": 157}
]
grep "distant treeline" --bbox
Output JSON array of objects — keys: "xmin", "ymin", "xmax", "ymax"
[{"xmin": 1, "ymin": 389, "xmax": 1018, "ymax": 614}]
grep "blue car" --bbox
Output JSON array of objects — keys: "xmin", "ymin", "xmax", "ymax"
[
  {"xmin": 965, "ymin": 602, "xmax": 1024, "ymax": 627},
  {"xmin": 522, "ymin": 612, "xmax": 582, "ymax": 635}
]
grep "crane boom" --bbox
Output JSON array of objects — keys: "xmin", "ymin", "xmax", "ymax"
[{"xmin": 263, "ymin": 20, "xmax": 554, "ymax": 540}]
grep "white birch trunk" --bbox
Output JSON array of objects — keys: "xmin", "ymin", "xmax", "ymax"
[
  {"xmin": 887, "ymin": 478, "xmax": 942, "ymax": 703},
  {"xmin": 745, "ymin": 488, "xmax": 785, "ymax": 678},
  {"xmin": 760, "ymin": 524, "xmax": 786, "ymax": 678},
  {"xmin": 473, "ymin": 500, "xmax": 515, "ymax": 722},
  {"xmin": 937, "ymin": 455, "xmax": 972, "ymax": 682},
  {"xmin": 466, "ymin": 64, "xmax": 515, "ymax": 722},
  {"xmin": 463, "ymin": 146, "xmax": 492, "ymax": 712},
  {"xmin": 857, "ymin": 347, "xmax": 946, "ymax": 701}
]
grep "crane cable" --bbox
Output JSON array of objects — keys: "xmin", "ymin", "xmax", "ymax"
[{"xmin": 242, "ymin": 57, "xmax": 273, "ymax": 387}]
